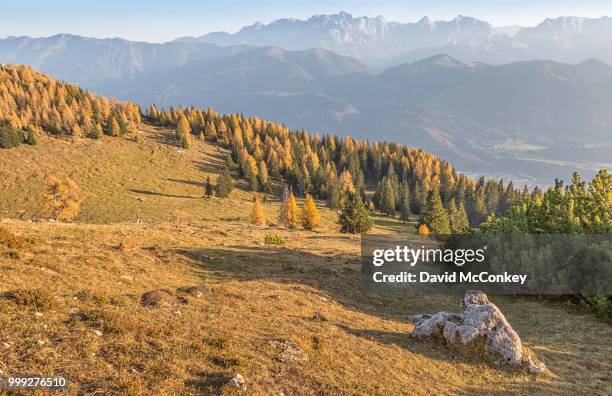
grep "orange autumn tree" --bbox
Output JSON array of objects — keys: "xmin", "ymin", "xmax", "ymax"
[
  {"xmin": 43, "ymin": 176, "xmax": 84, "ymax": 221},
  {"xmin": 301, "ymin": 194, "xmax": 320, "ymax": 230},
  {"xmin": 250, "ymin": 197, "xmax": 266, "ymax": 225}
]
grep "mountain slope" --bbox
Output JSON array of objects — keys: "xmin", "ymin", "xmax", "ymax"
[
  {"xmin": 107, "ymin": 54, "xmax": 612, "ymax": 183},
  {"xmin": 0, "ymin": 34, "xmax": 252, "ymax": 85}
]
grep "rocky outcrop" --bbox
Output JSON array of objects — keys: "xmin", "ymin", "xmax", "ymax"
[{"xmin": 408, "ymin": 290, "xmax": 545, "ymax": 373}]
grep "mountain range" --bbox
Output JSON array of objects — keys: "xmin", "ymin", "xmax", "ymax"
[
  {"xmin": 174, "ymin": 13, "xmax": 612, "ymax": 68},
  {"xmin": 1, "ymin": 12, "xmax": 612, "ymax": 184}
]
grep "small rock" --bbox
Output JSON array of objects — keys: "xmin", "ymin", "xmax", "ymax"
[
  {"xmin": 91, "ymin": 329, "xmax": 103, "ymax": 337},
  {"xmin": 268, "ymin": 340, "xmax": 309, "ymax": 363},
  {"xmin": 525, "ymin": 355, "xmax": 546, "ymax": 375},
  {"xmin": 173, "ymin": 310, "xmax": 181, "ymax": 316},
  {"xmin": 34, "ymin": 312, "xmax": 43, "ymax": 318},
  {"xmin": 227, "ymin": 373, "xmax": 246, "ymax": 389},
  {"xmin": 141, "ymin": 289, "xmax": 180, "ymax": 308},
  {"xmin": 1, "ymin": 342, "xmax": 10, "ymax": 349},
  {"xmin": 312, "ymin": 312, "xmax": 328, "ymax": 322},
  {"xmin": 39, "ymin": 267, "xmax": 61, "ymax": 277},
  {"xmin": 318, "ymin": 296, "xmax": 329, "ymax": 302},
  {"xmin": 37, "ymin": 340, "xmax": 45, "ymax": 346},
  {"xmin": 176, "ymin": 285, "xmax": 206, "ymax": 299}
]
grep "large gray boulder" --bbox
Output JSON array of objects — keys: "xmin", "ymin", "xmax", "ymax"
[{"xmin": 409, "ymin": 290, "xmax": 545, "ymax": 373}]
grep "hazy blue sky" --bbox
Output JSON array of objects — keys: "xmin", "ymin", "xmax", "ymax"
[{"xmin": 2, "ymin": 0, "xmax": 612, "ymax": 42}]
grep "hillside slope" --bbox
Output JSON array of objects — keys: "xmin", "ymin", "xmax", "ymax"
[
  {"xmin": 0, "ymin": 111, "xmax": 610, "ymax": 395},
  {"xmin": 1, "ymin": 217, "xmax": 610, "ymax": 394}
]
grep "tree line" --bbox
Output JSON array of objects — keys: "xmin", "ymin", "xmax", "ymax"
[{"xmin": 1, "ymin": 64, "xmax": 543, "ymax": 232}]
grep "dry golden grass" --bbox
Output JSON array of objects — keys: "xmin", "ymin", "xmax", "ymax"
[
  {"xmin": 0, "ymin": 219, "xmax": 610, "ymax": 395},
  {"xmin": 0, "ymin": 127, "xmax": 610, "ymax": 395}
]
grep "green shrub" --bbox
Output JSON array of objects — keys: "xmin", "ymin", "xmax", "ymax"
[
  {"xmin": 0, "ymin": 122, "xmax": 23, "ymax": 148},
  {"xmin": 264, "ymin": 233, "xmax": 285, "ymax": 246}
]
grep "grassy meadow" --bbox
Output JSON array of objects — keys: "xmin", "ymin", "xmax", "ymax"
[{"xmin": 0, "ymin": 126, "xmax": 610, "ymax": 395}]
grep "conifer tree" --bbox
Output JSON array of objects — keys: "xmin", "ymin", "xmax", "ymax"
[
  {"xmin": 43, "ymin": 176, "xmax": 84, "ymax": 221},
  {"xmin": 107, "ymin": 116, "xmax": 121, "ymax": 137},
  {"xmin": 399, "ymin": 185, "xmax": 411, "ymax": 223},
  {"xmin": 24, "ymin": 127, "xmax": 37, "ymax": 145},
  {"xmin": 419, "ymin": 187, "xmax": 451, "ymax": 234},
  {"xmin": 381, "ymin": 177, "xmax": 396, "ymax": 216},
  {"xmin": 177, "ymin": 116, "xmax": 192, "ymax": 148},
  {"xmin": 301, "ymin": 194, "xmax": 320, "ymax": 230},
  {"xmin": 215, "ymin": 168, "xmax": 234, "ymax": 198},
  {"xmin": 250, "ymin": 198, "xmax": 266, "ymax": 225},
  {"xmin": 338, "ymin": 193, "xmax": 372, "ymax": 234},
  {"xmin": 204, "ymin": 176, "xmax": 213, "ymax": 198},
  {"xmin": 280, "ymin": 191, "xmax": 300, "ymax": 228},
  {"xmin": 449, "ymin": 200, "xmax": 470, "ymax": 234}
]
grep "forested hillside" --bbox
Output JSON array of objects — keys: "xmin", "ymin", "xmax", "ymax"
[{"xmin": 0, "ymin": 64, "xmax": 529, "ymax": 228}]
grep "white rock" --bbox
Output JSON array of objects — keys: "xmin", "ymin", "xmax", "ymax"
[
  {"xmin": 409, "ymin": 290, "xmax": 525, "ymax": 365},
  {"xmin": 1, "ymin": 342, "xmax": 10, "ymax": 349},
  {"xmin": 34, "ymin": 312, "xmax": 43, "ymax": 318},
  {"xmin": 227, "ymin": 373, "xmax": 246, "ymax": 389},
  {"xmin": 91, "ymin": 329, "xmax": 103, "ymax": 337}
]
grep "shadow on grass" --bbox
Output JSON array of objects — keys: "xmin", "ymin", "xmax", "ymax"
[
  {"xmin": 184, "ymin": 371, "xmax": 233, "ymax": 394},
  {"xmin": 164, "ymin": 178, "xmax": 204, "ymax": 187},
  {"xmin": 129, "ymin": 189, "xmax": 202, "ymax": 199}
]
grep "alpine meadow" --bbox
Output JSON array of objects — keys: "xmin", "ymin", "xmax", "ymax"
[{"xmin": 0, "ymin": 2, "xmax": 611, "ymax": 395}]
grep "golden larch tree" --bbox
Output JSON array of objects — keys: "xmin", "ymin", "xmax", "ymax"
[
  {"xmin": 250, "ymin": 198, "xmax": 266, "ymax": 225},
  {"xmin": 43, "ymin": 176, "xmax": 84, "ymax": 222},
  {"xmin": 301, "ymin": 194, "xmax": 320, "ymax": 230}
]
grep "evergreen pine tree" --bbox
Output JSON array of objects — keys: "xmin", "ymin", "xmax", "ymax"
[
  {"xmin": 215, "ymin": 168, "xmax": 234, "ymax": 198},
  {"xmin": 204, "ymin": 176, "xmax": 213, "ymax": 198},
  {"xmin": 419, "ymin": 187, "xmax": 451, "ymax": 234},
  {"xmin": 338, "ymin": 193, "xmax": 373, "ymax": 234},
  {"xmin": 381, "ymin": 178, "xmax": 396, "ymax": 216},
  {"xmin": 399, "ymin": 181, "xmax": 411, "ymax": 223},
  {"xmin": 449, "ymin": 200, "xmax": 470, "ymax": 234}
]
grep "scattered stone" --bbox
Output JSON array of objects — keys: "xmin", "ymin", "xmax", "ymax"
[
  {"xmin": 39, "ymin": 267, "xmax": 61, "ymax": 277},
  {"xmin": 91, "ymin": 329, "xmax": 103, "ymax": 337},
  {"xmin": 1, "ymin": 342, "xmax": 10, "ymax": 349},
  {"xmin": 408, "ymin": 290, "xmax": 544, "ymax": 373},
  {"xmin": 227, "ymin": 373, "xmax": 246, "ymax": 390},
  {"xmin": 37, "ymin": 340, "xmax": 45, "ymax": 346},
  {"xmin": 311, "ymin": 312, "xmax": 328, "ymax": 322},
  {"xmin": 318, "ymin": 296, "xmax": 329, "ymax": 302},
  {"xmin": 525, "ymin": 355, "xmax": 546, "ymax": 374},
  {"xmin": 140, "ymin": 290, "xmax": 180, "ymax": 308},
  {"xmin": 34, "ymin": 312, "xmax": 43, "ymax": 318},
  {"xmin": 268, "ymin": 340, "xmax": 309, "ymax": 363},
  {"xmin": 176, "ymin": 285, "xmax": 206, "ymax": 299},
  {"xmin": 173, "ymin": 310, "xmax": 181, "ymax": 316}
]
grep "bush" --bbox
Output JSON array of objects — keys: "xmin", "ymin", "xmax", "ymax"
[
  {"xmin": 264, "ymin": 233, "xmax": 285, "ymax": 246},
  {"xmin": 0, "ymin": 122, "xmax": 23, "ymax": 148}
]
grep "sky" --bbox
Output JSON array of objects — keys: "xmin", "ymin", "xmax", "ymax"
[{"xmin": 2, "ymin": 0, "xmax": 612, "ymax": 43}]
